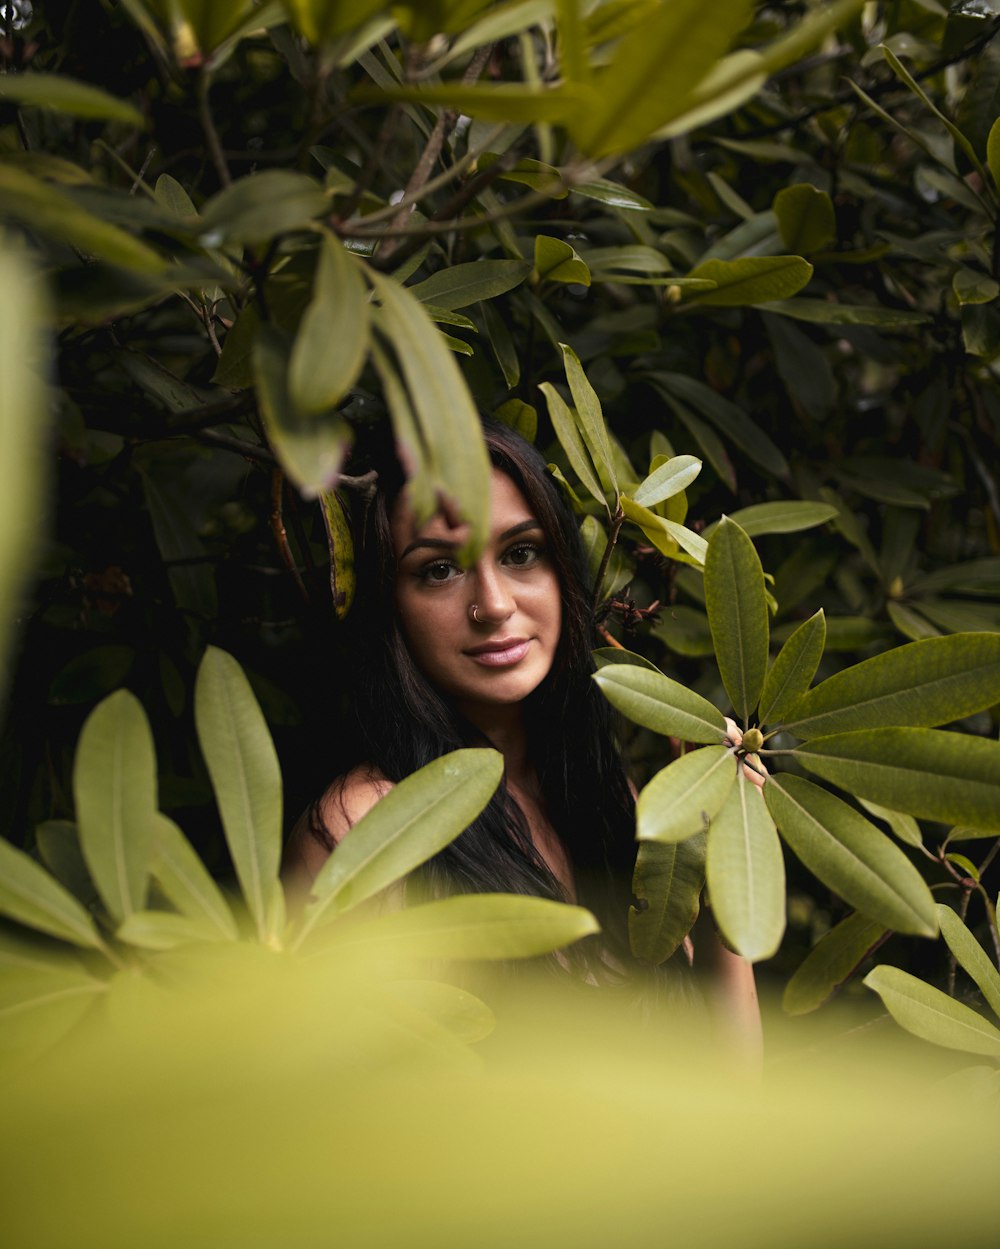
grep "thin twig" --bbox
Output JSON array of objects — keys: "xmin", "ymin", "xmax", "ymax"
[{"xmin": 592, "ymin": 506, "xmax": 625, "ymax": 608}]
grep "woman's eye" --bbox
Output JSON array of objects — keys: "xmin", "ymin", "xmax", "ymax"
[
  {"xmin": 421, "ymin": 560, "xmax": 459, "ymax": 583},
  {"xmin": 504, "ymin": 543, "xmax": 541, "ymax": 568}
]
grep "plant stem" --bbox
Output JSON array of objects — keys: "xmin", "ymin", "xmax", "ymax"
[{"xmin": 592, "ymin": 505, "xmax": 625, "ymax": 608}]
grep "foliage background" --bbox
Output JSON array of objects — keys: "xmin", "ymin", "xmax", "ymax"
[{"xmin": 1, "ymin": 0, "xmax": 999, "ymax": 1006}]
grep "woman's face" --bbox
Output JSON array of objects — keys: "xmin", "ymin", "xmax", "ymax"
[{"xmin": 391, "ymin": 468, "xmax": 562, "ymax": 725}]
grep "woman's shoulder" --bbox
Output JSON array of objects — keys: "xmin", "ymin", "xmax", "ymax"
[{"xmin": 284, "ymin": 764, "xmax": 395, "ymax": 880}]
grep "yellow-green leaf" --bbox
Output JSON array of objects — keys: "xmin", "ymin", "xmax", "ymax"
[
  {"xmin": 687, "ymin": 256, "xmax": 813, "ymax": 306},
  {"xmin": 783, "ymin": 912, "xmax": 887, "ymax": 1015},
  {"xmin": 705, "ymin": 518, "xmax": 769, "ymax": 723},
  {"xmin": 0, "ymin": 73, "xmax": 145, "ymax": 127},
  {"xmin": 636, "ymin": 745, "xmax": 736, "ymax": 843},
  {"xmin": 629, "ymin": 833, "xmax": 706, "ymax": 964},
  {"xmin": 773, "ymin": 184, "xmax": 835, "ymax": 254},
  {"xmin": 759, "ymin": 609, "xmax": 826, "ymax": 727},
  {"xmin": 593, "ymin": 664, "xmax": 728, "ymax": 744},
  {"xmin": 865, "ymin": 965, "xmax": 1000, "ymax": 1058}
]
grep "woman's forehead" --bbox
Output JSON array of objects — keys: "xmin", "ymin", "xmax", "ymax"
[{"xmin": 390, "ymin": 468, "xmax": 539, "ymax": 556}]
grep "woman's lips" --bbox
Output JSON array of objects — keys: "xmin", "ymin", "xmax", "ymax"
[{"xmin": 466, "ymin": 638, "xmax": 531, "ymax": 667}]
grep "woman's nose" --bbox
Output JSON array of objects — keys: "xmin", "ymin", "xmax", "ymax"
[{"xmin": 472, "ymin": 562, "xmax": 515, "ymax": 623}]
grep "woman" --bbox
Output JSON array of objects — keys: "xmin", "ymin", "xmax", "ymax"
[{"xmin": 285, "ymin": 420, "xmax": 760, "ymax": 1044}]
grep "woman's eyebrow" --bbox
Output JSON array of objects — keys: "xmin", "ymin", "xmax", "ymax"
[{"xmin": 400, "ymin": 519, "xmax": 542, "ymax": 560}]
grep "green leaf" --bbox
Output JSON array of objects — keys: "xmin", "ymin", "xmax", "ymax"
[
  {"xmin": 353, "ymin": 80, "xmax": 585, "ymax": 127},
  {"xmin": 945, "ymin": 853, "xmax": 979, "ymax": 881},
  {"xmin": 154, "ymin": 173, "xmax": 197, "ymax": 218},
  {"xmin": 631, "ymin": 455, "xmax": 701, "ymax": 508},
  {"xmin": 199, "ymin": 171, "xmax": 329, "ymax": 247},
  {"xmin": 408, "ymin": 259, "xmax": 531, "ymax": 310},
  {"xmin": 0, "ymin": 166, "xmax": 167, "ymax": 274},
  {"xmin": 0, "ymin": 73, "xmax": 145, "ymax": 127},
  {"xmin": 705, "ymin": 518, "xmax": 769, "ymax": 723},
  {"xmin": 620, "ymin": 496, "xmax": 707, "ymax": 564},
  {"xmin": 592, "ymin": 646, "xmax": 663, "ymax": 674},
  {"xmin": 560, "ymin": 343, "xmax": 617, "ymax": 496},
  {"xmin": 937, "ymin": 905, "xmax": 1000, "ymax": 1020},
  {"xmin": 647, "ymin": 372, "xmax": 789, "ymax": 480},
  {"xmin": 687, "ymin": 256, "xmax": 813, "ymax": 306},
  {"xmin": 783, "ymin": 633, "xmax": 1000, "ymax": 738},
  {"xmin": 887, "ymin": 602, "xmax": 940, "ymax": 642},
  {"xmin": 254, "ymin": 325, "xmax": 354, "ymax": 498},
  {"xmin": 706, "ymin": 501, "xmax": 837, "ymax": 539},
  {"xmin": 772, "ymin": 184, "xmax": 836, "ymax": 254},
  {"xmin": 762, "ymin": 298, "xmax": 929, "ymax": 326},
  {"xmin": 570, "ymin": 178, "xmax": 654, "ymax": 211},
  {"xmin": 295, "ymin": 749, "xmax": 504, "ymax": 946},
  {"xmin": 569, "ymin": 0, "xmax": 755, "ymax": 157},
  {"xmin": 759, "ymin": 609, "xmax": 826, "ymax": 727},
  {"xmin": 636, "ymin": 745, "xmax": 737, "ymax": 843},
  {"xmin": 989, "ymin": 115, "xmax": 1000, "ymax": 196},
  {"xmin": 319, "ymin": 489, "xmax": 355, "ymax": 620},
  {"xmin": 73, "ymin": 689, "xmax": 157, "ymax": 925},
  {"xmin": 288, "ymin": 236, "xmax": 370, "ymax": 416},
  {"xmin": 764, "ymin": 775, "xmax": 937, "ymax": 937},
  {"xmin": 35, "ymin": 821, "xmax": 99, "ymax": 909},
  {"xmin": 593, "ymin": 663, "xmax": 728, "ymax": 744},
  {"xmin": 482, "ymin": 300, "xmax": 521, "ymax": 389},
  {"xmin": 0, "ymin": 947, "xmax": 106, "ymax": 1057},
  {"xmin": 539, "ymin": 382, "xmax": 605, "ymax": 506},
  {"xmin": 534, "ymin": 236, "xmax": 591, "ymax": 286},
  {"xmin": 0, "ymin": 837, "xmax": 106, "ymax": 951},
  {"xmin": 797, "ymin": 728, "xmax": 1000, "ymax": 829},
  {"xmin": 864, "ymin": 966, "xmax": 1000, "ymax": 1059},
  {"xmin": 285, "ymin": 0, "xmax": 394, "ymax": 43},
  {"xmin": 151, "ymin": 813, "xmax": 238, "ymax": 941},
  {"xmin": 369, "ymin": 270, "xmax": 492, "ymax": 560},
  {"xmin": 338, "ymin": 893, "xmax": 600, "ymax": 961},
  {"xmin": 629, "ymin": 833, "xmax": 706, "ymax": 964},
  {"xmin": 706, "ymin": 773, "xmax": 786, "ymax": 962},
  {"xmin": 650, "ymin": 605, "xmax": 715, "ymax": 658},
  {"xmin": 117, "ymin": 910, "xmax": 232, "ymax": 950},
  {"xmin": 857, "ymin": 799, "xmax": 923, "ymax": 849},
  {"xmin": 783, "ymin": 912, "xmax": 887, "ymax": 1015},
  {"xmin": 953, "ymin": 268, "xmax": 1000, "ymax": 306},
  {"xmin": 194, "ymin": 647, "xmax": 282, "ymax": 944}
]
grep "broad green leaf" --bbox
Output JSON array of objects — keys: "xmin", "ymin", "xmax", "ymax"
[
  {"xmin": 937, "ymin": 905, "xmax": 1000, "ymax": 1020},
  {"xmin": 288, "ymin": 236, "xmax": 369, "ymax": 416},
  {"xmin": 687, "ymin": 256, "xmax": 813, "ymax": 306},
  {"xmin": 0, "ymin": 837, "xmax": 106, "ymax": 951},
  {"xmin": 947, "ymin": 825, "xmax": 1000, "ymax": 842},
  {"xmin": 154, "ymin": 173, "xmax": 197, "ymax": 218},
  {"xmin": 783, "ymin": 912, "xmax": 887, "ymax": 1015},
  {"xmin": 592, "ymin": 646, "xmax": 663, "ymax": 674},
  {"xmin": 0, "ymin": 249, "xmax": 47, "ymax": 701},
  {"xmin": 0, "ymin": 166, "xmax": 167, "ymax": 273},
  {"xmin": 636, "ymin": 745, "xmax": 736, "ymax": 843},
  {"xmin": 570, "ymin": 178, "xmax": 654, "ymax": 211},
  {"xmin": 73, "ymin": 689, "xmax": 157, "ymax": 925},
  {"xmin": 483, "ymin": 301, "xmax": 520, "ymax": 389},
  {"xmin": 593, "ymin": 664, "xmax": 728, "ymax": 744},
  {"xmin": 35, "ymin": 820, "xmax": 99, "ymax": 908},
  {"xmin": 773, "ymin": 184, "xmax": 835, "ymax": 254},
  {"xmin": 295, "ymin": 749, "xmax": 504, "ymax": 946},
  {"xmin": 539, "ymin": 382, "xmax": 605, "ymax": 506},
  {"xmin": 385, "ymin": 979, "xmax": 496, "ymax": 1045},
  {"xmin": 706, "ymin": 773, "xmax": 785, "ymax": 962},
  {"xmin": 705, "ymin": 518, "xmax": 769, "ymax": 723},
  {"xmin": 560, "ymin": 343, "xmax": 617, "ymax": 496},
  {"xmin": 648, "ymin": 372, "xmax": 789, "ymax": 480},
  {"xmin": 534, "ymin": 237, "xmax": 591, "ymax": 286},
  {"xmin": 655, "ymin": 393, "xmax": 736, "ymax": 492},
  {"xmin": 650, "ymin": 605, "xmax": 715, "ymax": 658},
  {"xmin": 0, "ymin": 73, "xmax": 145, "ymax": 127},
  {"xmin": 857, "ymin": 799, "xmax": 922, "ymax": 849},
  {"xmin": 569, "ymin": 0, "xmax": 755, "ymax": 157},
  {"xmin": 910, "ymin": 598, "xmax": 1000, "ymax": 635},
  {"xmin": 765, "ymin": 775, "xmax": 937, "ymax": 936},
  {"xmin": 319, "ymin": 489, "xmax": 355, "ymax": 620},
  {"xmin": 117, "ymin": 910, "xmax": 232, "ymax": 950},
  {"xmin": 887, "ymin": 602, "xmax": 940, "ymax": 642},
  {"xmin": 194, "ymin": 647, "xmax": 282, "ymax": 943},
  {"xmin": 494, "ymin": 398, "xmax": 536, "ymax": 442},
  {"xmin": 285, "ymin": 0, "xmax": 393, "ymax": 42},
  {"xmin": 629, "ymin": 833, "xmax": 707, "ymax": 964},
  {"xmin": 408, "ymin": 259, "xmax": 531, "ymax": 310},
  {"xmin": 797, "ymin": 728, "xmax": 1000, "ymax": 829},
  {"xmin": 0, "ymin": 952, "xmax": 106, "ymax": 1057},
  {"xmin": 763, "ymin": 298, "xmax": 929, "ymax": 326},
  {"xmin": 369, "ymin": 270, "xmax": 492, "ymax": 560},
  {"xmin": 783, "ymin": 633, "xmax": 1000, "ymax": 738},
  {"xmin": 337, "ymin": 893, "xmax": 600, "ymax": 961},
  {"xmin": 864, "ymin": 965, "xmax": 1000, "ymax": 1059},
  {"xmin": 945, "ymin": 853, "xmax": 979, "ymax": 881},
  {"xmin": 254, "ymin": 325, "xmax": 353, "ymax": 498},
  {"xmin": 759, "ymin": 610, "xmax": 826, "ymax": 727},
  {"xmin": 583, "ymin": 245, "xmax": 673, "ymax": 278},
  {"xmin": 370, "ymin": 338, "xmax": 435, "ymax": 525},
  {"xmin": 989, "ymin": 115, "xmax": 1000, "ymax": 196},
  {"xmin": 199, "ymin": 171, "xmax": 329, "ymax": 247},
  {"xmin": 706, "ymin": 501, "xmax": 837, "ymax": 539},
  {"xmin": 151, "ymin": 813, "xmax": 238, "ymax": 941},
  {"xmin": 953, "ymin": 268, "xmax": 1000, "ymax": 306},
  {"xmin": 631, "ymin": 455, "xmax": 701, "ymax": 508}
]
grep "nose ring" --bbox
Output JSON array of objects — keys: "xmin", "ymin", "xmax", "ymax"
[{"xmin": 470, "ymin": 604, "xmax": 482, "ymax": 623}]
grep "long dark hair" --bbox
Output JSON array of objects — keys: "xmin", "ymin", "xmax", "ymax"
[{"xmin": 309, "ymin": 419, "xmax": 637, "ymax": 964}]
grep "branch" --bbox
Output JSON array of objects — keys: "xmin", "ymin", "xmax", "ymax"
[{"xmin": 198, "ymin": 69, "xmax": 232, "ymax": 188}]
